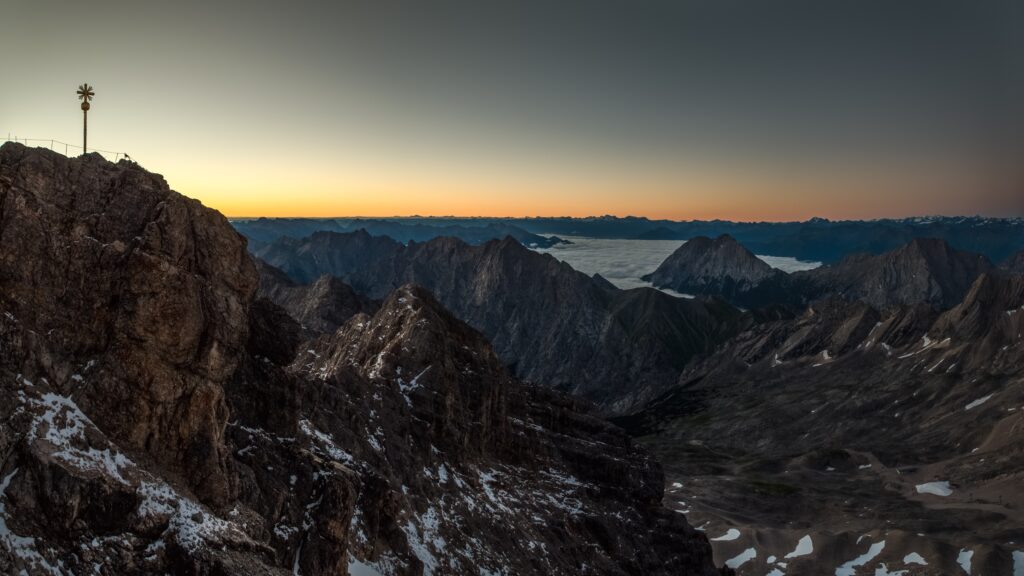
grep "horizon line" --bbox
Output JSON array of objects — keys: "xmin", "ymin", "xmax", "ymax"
[{"xmin": 225, "ymin": 213, "xmax": 1023, "ymax": 224}]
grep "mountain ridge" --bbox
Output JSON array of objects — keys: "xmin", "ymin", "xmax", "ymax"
[
  {"xmin": 236, "ymin": 215, "xmax": 1024, "ymax": 263},
  {"xmin": 646, "ymin": 235, "xmax": 995, "ymax": 311},
  {"xmin": 256, "ymin": 230, "xmax": 750, "ymax": 413}
]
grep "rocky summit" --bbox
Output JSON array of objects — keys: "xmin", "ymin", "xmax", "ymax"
[
  {"xmin": 642, "ymin": 235, "xmax": 784, "ymax": 307},
  {"xmin": 0, "ymin": 142, "xmax": 729, "ymax": 575}
]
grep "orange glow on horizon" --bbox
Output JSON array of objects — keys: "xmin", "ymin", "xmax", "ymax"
[{"xmin": 172, "ymin": 158, "xmax": 1021, "ymax": 223}]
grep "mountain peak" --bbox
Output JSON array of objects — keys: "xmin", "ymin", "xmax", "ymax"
[
  {"xmin": 644, "ymin": 234, "xmax": 777, "ymax": 302},
  {"xmin": 807, "ymin": 237, "xmax": 993, "ymax": 309},
  {"xmin": 900, "ymin": 237, "xmax": 957, "ymax": 258},
  {"xmin": 0, "ymin": 141, "xmax": 258, "ymax": 506},
  {"xmin": 328, "ymin": 283, "xmax": 506, "ymax": 385}
]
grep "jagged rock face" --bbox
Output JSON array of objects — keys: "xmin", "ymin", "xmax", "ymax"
[
  {"xmin": 616, "ymin": 272, "xmax": 1024, "ymax": 576},
  {"xmin": 795, "ymin": 237, "xmax": 993, "ymax": 310},
  {"xmin": 929, "ymin": 273, "xmax": 1024, "ymax": 371},
  {"xmin": 256, "ymin": 231, "xmax": 747, "ymax": 413},
  {"xmin": 256, "ymin": 259, "xmax": 380, "ymax": 335},
  {"xmin": 643, "ymin": 235, "xmax": 781, "ymax": 303},
  {"xmin": 264, "ymin": 285, "xmax": 728, "ymax": 576},
  {"xmin": 0, "ymin": 369, "xmax": 284, "ymax": 575},
  {"xmin": 0, "ymin": 143, "xmax": 256, "ymax": 506}
]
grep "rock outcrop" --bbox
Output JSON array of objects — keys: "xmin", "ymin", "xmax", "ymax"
[
  {"xmin": 256, "ymin": 259, "xmax": 379, "ymax": 335},
  {"xmin": 256, "ymin": 231, "xmax": 748, "ymax": 413},
  {"xmin": 0, "ymin": 142, "xmax": 257, "ymax": 506}
]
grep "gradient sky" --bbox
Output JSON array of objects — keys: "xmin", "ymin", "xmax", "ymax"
[{"xmin": 2, "ymin": 0, "xmax": 1022, "ymax": 220}]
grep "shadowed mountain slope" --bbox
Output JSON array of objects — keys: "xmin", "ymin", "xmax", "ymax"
[{"xmin": 256, "ymin": 231, "xmax": 748, "ymax": 413}]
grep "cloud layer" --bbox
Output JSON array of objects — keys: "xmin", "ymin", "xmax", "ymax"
[{"xmin": 534, "ymin": 236, "xmax": 819, "ymax": 294}]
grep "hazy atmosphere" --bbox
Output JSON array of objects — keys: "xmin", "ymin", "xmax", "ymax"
[{"xmin": 2, "ymin": 0, "xmax": 1022, "ymax": 219}]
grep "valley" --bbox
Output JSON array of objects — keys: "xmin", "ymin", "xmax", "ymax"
[{"xmin": 246, "ymin": 213, "xmax": 1024, "ymax": 575}]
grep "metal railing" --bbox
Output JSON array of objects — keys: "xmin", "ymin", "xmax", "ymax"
[{"xmin": 3, "ymin": 136, "xmax": 132, "ymax": 163}]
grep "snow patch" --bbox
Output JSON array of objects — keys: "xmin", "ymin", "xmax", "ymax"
[
  {"xmin": 136, "ymin": 481, "xmax": 249, "ymax": 552},
  {"xmin": 836, "ymin": 540, "xmax": 886, "ymax": 576},
  {"xmin": 915, "ymin": 481, "xmax": 953, "ymax": 497},
  {"xmin": 300, "ymin": 419, "xmax": 355, "ymax": 464},
  {"xmin": 0, "ymin": 468, "xmax": 63, "ymax": 575},
  {"xmin": 965, "ymin": 394, "xmax": 993, "ymax": 411},
  {"xmin": 957, "ymin": 548, "xmax": 973, "ymax": 574},
  {"xmin": 398, "ymin": 365, "xmax": 431, "ymax": 407},
  {"xmin": 349, "ymin": 557, "xmax": 387, "ymax": 576},
  {"xmin": 27, "ymin": 392, "xmax": 131, "ymax": 483},
  {"xmin": 903, "ymin": 552, "xmax": 927, "ymax": 565},
  {"xmin": 784, "ymin": 535, "xmax": 813, "ymax": 559},
  {"xmin": 710, "ymin": 528, "xmax": 741, "ymax": 541},
  {"xmin": 725, "ymin": 548, "xmax": 756, "ymax": 569}
]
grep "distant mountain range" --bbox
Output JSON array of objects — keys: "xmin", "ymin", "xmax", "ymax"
[
  {"xmin": 233, "ymin": 216, "xmax": 568, "ymax": 249},
  {"xmin": 235, "ymin": 215, "xmax": 1024, "ymax": 264},
  {"xmin": 646, "ymin": 234, "xmax": 997, "ymax": 310}
]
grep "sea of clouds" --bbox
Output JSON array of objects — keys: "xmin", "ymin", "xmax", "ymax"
[{"xmin": 533, "ymin": 235, "xmax": 820, "ymax": 295}]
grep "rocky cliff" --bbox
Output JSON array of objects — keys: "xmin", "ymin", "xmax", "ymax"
[
  {"xmin": 0, "ymin": 142, "xmax": 257, "ymax": 507},
  {"xmin": 0, "ymin": 143, "xmax": 728, "ymax": 575}
]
